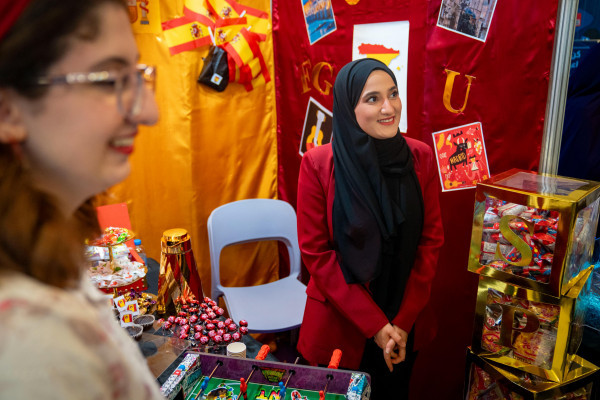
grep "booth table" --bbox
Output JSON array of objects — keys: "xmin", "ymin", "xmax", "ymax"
[{"xmin": 138, "ymin": 258, "xmax": 278, "ymax": 384}]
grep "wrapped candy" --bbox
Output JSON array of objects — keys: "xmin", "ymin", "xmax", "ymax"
[
  {"xmin": 466, "ymin": 349, "xmax": 595, "ymax": 400},
  {"xmin": 156, "ymin": 295, "xmax": 250, "ymax": 354},
  {"xmin": 469, "ymin": 169, "xmax": 600, "ymax": 298},
  {"xmin": 88, "ymin": 227, "xmax": 132, "ymax": 246},
  {"xmin": 478, "ymin": 199, "xmax": 559, "ymax": 284},
  {"xmin": 480, "ymin": 288, "xmax": 560, "ymax": 370}
]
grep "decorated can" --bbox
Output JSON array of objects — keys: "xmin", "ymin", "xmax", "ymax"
[{"xmin": 157, "ymin": 228, "xmax": 204, "ymax": 314}]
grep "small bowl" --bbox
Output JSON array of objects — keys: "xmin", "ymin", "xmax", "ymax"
[
  {"xmin": 126, "ymin": 324, "xmax": 144, "ymax": 341},
  {"xmin": 134, "ymin": 314, "xmax": 155, "ymax": 330}
]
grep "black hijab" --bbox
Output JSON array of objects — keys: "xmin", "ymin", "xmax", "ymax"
[{"xmin": 332, "ymin": 58, "xmax": 424, "ymax": 319}]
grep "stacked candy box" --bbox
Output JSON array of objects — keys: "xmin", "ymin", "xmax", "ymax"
[
  {"xmin": 465, "ymin": 348, "xmax": 598, "ymax": 400},
  {"xmin": 469, "ymin": 169, "xmax": 600, "ymax": 298},
  {"xmin": 472, "ymin": 277, "xmax": 594, "ymax": 382}
]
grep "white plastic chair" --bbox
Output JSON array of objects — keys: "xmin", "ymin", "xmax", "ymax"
[{"xmin": 207, "ymin": 199, "xmax": 307, "ymax": 333}]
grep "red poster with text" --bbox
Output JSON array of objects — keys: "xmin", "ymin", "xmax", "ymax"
[{"xmin": 433, "ymin": 122, "xmax": 490, "ymax": 191}]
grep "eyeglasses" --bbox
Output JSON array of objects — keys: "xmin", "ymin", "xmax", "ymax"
[{"xmin": 34, "ymin": 64, "xmax": 156, "ymax": 119}]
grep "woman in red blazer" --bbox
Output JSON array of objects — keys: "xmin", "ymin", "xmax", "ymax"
[{"xmin": 296, "ymin": 59, "xmax": 444, "ymax": 398}]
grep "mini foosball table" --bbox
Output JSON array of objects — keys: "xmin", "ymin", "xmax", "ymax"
[{"xmin": 160, "ymin": 347, "xmax": 371, "ymax": 400}]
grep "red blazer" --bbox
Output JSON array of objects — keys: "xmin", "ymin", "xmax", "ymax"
[{"xmin": 296, "ymin": 138, "xmax": 444, "ymax": 369}]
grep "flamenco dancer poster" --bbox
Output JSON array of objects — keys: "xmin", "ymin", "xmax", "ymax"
[{"xmin": 432, "ymin": 122, "xmax": 490, "ymax": 191}]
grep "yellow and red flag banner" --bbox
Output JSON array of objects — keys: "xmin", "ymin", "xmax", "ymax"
[
  {"xmin": 214, "ymin": 15, "xmax": 248, "ymax": 46},
  {"xmin": 228, "ymin": 56, "xmax": 268, "ymax": 92},
  {"xmin": 242, "ymin": 69, "xmax": 268, "ymax": 92},
  {"xmin": 125, "ymin": 300, "xmax": 140, "ymax": 315},
  {"xmin": 205, "ymin": 0, "xmax": 244, "ymax": 20},
  {"xmin": 120, "ymin": 312, "xmax": 135, "ymax": 327},
  {"xmin": 118, "ymin": 0, "xmax": 278, "ymax": 342},
  {"xmin": 238, "ymin": 5, "xmax": 269, "ymax": 41},
  {"xmin": 114, "ymin": 295, "xmax": 127, "ymax": 312},
  {"xmin": 183, "ymin": 0, "xmax": 215, "ymax": 29},
  {"xmin": 161, "ymin": 16, "xmax": 213, "ymax": 55},
  {"xmin": 159, "ymin": 0, "xmax": 271, "ymax": 92},
  {"xmin": 223, "ymin": 28, "xmax": 270, "ymax": 91},
  {"xmin": 208, "ymin": 0, "xmax": 270, "ymax": 41}
]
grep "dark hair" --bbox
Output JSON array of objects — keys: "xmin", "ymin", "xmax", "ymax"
[
  {"xmin": 0, "ymin": 0, "xmax": 127, "ymax": 288},
  {"xmin": 0, "ymin": 0, "xmax": 127, "ymax": 96}
]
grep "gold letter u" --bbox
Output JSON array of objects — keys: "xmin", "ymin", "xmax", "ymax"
[{"xmin": 443, "ymin": 69, "xmax": 476, "ymax": 114}]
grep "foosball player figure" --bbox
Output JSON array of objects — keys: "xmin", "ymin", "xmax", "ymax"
[
  {"xmin": 319, "ymin": 349, "xmax": 342, "ymax": 400},
  {"xmin": 239, "ymin": 344, "xmax": 271, "ymax": 400},
  {"xmin": 240, "ymin": 377, "xmax": 248, "ymax": 400},
  {"xmin": 278, "ymin": 381, "xmax": 286, "ymax": 399},
  {"xmin": 278, "ymin": 357, "xmax": 299, "ymax": 400},
  {"xmin": 194, "ymin": 360, "xmax": 223, "ymax": 400}
]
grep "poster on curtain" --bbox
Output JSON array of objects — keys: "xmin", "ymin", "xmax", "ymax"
[
  {"xmin": 299, "ymin": 97, "xmax": 333, "ymax": 156},
  {"xmin": 352, "ymin": 21, "xmax": 409, "ymax": 133},
  {"xmin": 432, "ymin": 122, "xmax": 490, "ymax": 191},
  {"xmin": 436, "ymin": 0, "xmax": 498, "ymax": 42},
  {"xmin": 301, "ymin": 0, "xmax": 337, "ymax": 45}
]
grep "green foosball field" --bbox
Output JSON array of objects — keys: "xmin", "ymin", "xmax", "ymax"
[{"xmin": 185, "ymin": 377, "xmax": 347, "ymax": 400}]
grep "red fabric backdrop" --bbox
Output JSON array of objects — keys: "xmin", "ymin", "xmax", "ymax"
[{"xmin": 273, "ymin": 0, "xmax": 558, "ymax": 397}]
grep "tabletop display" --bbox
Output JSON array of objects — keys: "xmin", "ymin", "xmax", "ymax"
[{"xmin": 86, "ymin": 226, "xmax": 148, "ymax": 294}]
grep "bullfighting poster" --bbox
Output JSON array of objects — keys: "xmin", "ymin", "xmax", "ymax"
[
  {"xmin": 352, "ymin": 21, "xmax": 409, "ymax": 133},
  {"xmin": 299, "ymin": 97, "xmax": 333, "ymax": 156},
  {"xmin": 433, "ymin": 122, "xmax": 490, "ymax": 191}
]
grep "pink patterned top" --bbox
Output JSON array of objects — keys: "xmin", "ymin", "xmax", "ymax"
[{"xmin": 0, "ymin": 271, "xmax": 163, "ymax": 399}]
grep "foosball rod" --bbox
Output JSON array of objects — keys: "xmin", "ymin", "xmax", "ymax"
[
  {"xmin": 319, "ymin": 349, "xmax": 342, "ymax": 400},
  {"xmin": 278, "ymin": 356, "xmax": 300, "ymax": 399},
  {"xmin": 194, "ymin": 360, "xmax": 223, "ymax": 400},
  {"xmin": 240, "ymin": 344, "xmax": 271, "ymax": 400}
]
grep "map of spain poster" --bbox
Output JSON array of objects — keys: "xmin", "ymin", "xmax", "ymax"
[{"xmin": 352, "ymin": 21, "xmax": 409, "ymax": 132}]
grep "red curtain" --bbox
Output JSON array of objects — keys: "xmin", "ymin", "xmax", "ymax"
[{"xmin": 273, "ymin": 0, "xmax": 557, "ymax": 397}]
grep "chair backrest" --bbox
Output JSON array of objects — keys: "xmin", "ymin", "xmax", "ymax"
[{"xmin": 207, "ymin": 198, "xmax": 301, "ymax": 300}]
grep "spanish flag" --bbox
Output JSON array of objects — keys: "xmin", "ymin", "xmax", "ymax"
[
  {"xmin": 161, "ymin": 16, "xmax": 213, "ymax": 56},
  {"xmin": 243, "ymin": 8, "xmax": 269, "ymax": 42},
  {"xmin": 114, "ymin": 295, "xmax": 127, "ymax": 311},
  {"xmin": 125, "ymin": 300, "xmax": 140, "ymax": 315},
  {"xmin": 227, "ymin": 48, "xmax": 269, "ymax": 92},
  {"xmin": 183, "ymin": 0, "xmax": 215, "ymax": 30},
  {"xmin": 229, "ymin": 57, "xmax": 260, "ymax": 84},
  {"xmin": 214, "ymin": 15, "xmax": 248, "ymax": 46},
  {"xmin": 223, "ymin": 28, "xmax": 258, "ymax": 68},
  {"xmin": 229, "ymin": 1, "xmax": 270, "ymax": 41},
  {"xmin": 206, "ymin": 0, "xmax": 269, "ymax": 41},
  {"xmin": 205, "ymin": 0, "xmax": 244, "ymax": 19},
  {"xmin": 242, "ymin": 71, "xmax": 268, "ymax": 92},
  {"xmin": 120, "ymin": 312, "xmax": 135, "ymax": 327}
]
